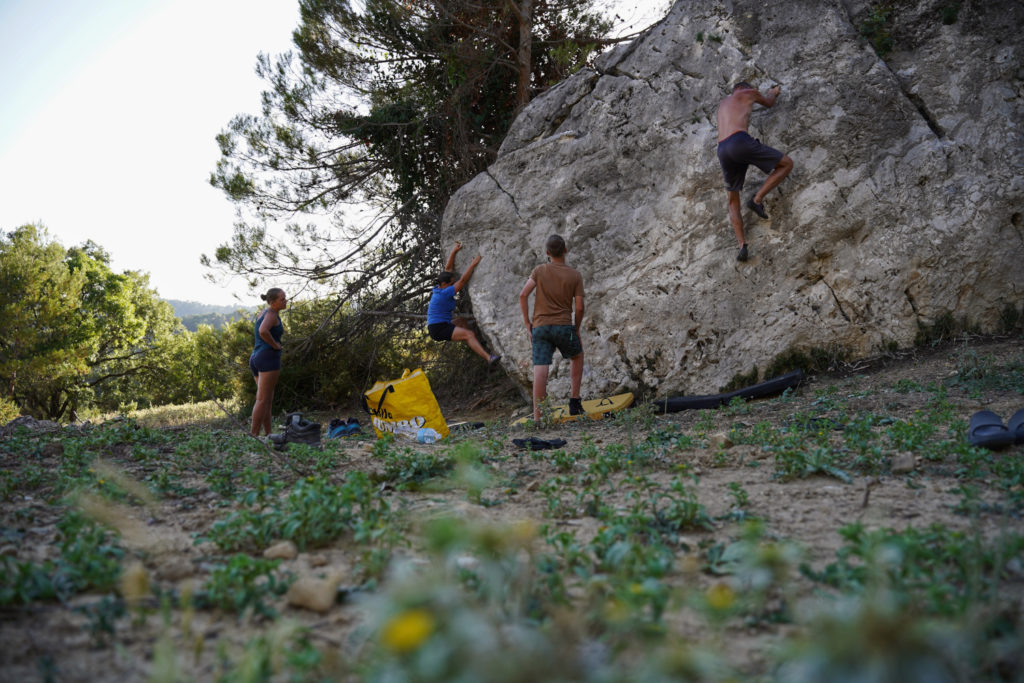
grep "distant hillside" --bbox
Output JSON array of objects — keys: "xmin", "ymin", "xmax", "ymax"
[
  {"xmin": 164, "ymin": 299, "xmax": 243, "ymax": 318},
  {"xmin": 181, "ymin": 311, "xmax": 251, "ymax": 332},
  {"xmin": 164, "ymin": 299, "xmax": 250, "ymax": 331}
]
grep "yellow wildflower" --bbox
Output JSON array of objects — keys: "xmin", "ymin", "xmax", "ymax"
[
  {"xmin": 120, "ymin": 561, "xmax": 150, "ymax": 607},
  {"xmin": 381, "ymin": 608, "xmax": 435, "ymax": 653},
  {"xmin": 706, "ymin": 582, "xmax": 735, "ymax": 611},
  {"xmin": 510, "ymin": 519, "xmax": 537, "ymax": 546},
  {"xmin": 603, "ymin": 597, "xmax": 630, "ymax": 622}
]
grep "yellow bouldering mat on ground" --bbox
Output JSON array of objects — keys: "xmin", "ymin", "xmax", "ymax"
[{"xmin": 512, "ymin": 392, "xmax": 634, "ymax": 426}]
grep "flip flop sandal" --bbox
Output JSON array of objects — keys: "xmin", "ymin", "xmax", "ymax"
[
  {"xmin": 1008, "ymin": 408, "xmax": 1024, "ymax": 446},
  {"xmin": 967, "ymin": 410, "xmax": 1016, "ymax": 450}
]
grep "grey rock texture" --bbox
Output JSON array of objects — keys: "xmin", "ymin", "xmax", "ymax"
[{"xmin": 442, "ymin": 0, "xmax": 1024, "ymax": 399}]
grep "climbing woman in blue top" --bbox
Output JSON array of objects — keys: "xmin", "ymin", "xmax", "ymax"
[
  {"xmin": 426, "ymin": 242, "xmax": 500, "ymax": 365},
  {"xmin": 249, "ymin": 288, "xmax": 286, "ymax": 436}
]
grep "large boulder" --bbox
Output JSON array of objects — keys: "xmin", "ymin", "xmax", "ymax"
[{"xmin": 441, "ymin": 0, "xmax": 1024, "ymax": 399}]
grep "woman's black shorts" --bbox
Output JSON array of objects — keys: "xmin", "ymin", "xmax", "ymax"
[
  {"xmin": 249, "ymin": 348, "xmax": 282, "ymax": 377},
  {"xmin": 427, "ymin": 322, "xmax": 456, "ymax": 342}
]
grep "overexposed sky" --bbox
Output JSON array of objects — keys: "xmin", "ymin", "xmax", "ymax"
[{"xmin": 0, "ymin": 0, "xmax": 669, "ymax": 305}]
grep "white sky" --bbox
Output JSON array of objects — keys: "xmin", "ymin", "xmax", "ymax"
[{"xmin": 0, "ymin": 0, "xmax": 669, "ymax": 305}]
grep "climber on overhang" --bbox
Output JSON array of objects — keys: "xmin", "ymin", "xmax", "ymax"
[{"xmin": 716, "ymin": 81, "xmax": 794, "ymax": 263}]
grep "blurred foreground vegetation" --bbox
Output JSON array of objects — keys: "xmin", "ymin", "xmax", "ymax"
[{"xmin": 1, "ymin": 343, "xmax": 1022, "ymax": 680}]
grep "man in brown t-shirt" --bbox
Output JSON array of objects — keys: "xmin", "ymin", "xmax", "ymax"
[{"xmin": 519, "ymin": 235, "xmax": 584, "ymax": 421}]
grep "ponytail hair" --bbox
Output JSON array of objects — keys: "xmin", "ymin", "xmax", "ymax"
[{"xmin": 261, "ymin": 288, "xmax": 285, "ymax": 303}]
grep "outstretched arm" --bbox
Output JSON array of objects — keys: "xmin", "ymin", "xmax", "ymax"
[
  {"xmin": 753, "ymin": 85, "xmax": 780, "ymax": 108},
  {"xmin": 444, "ymin": 242, "xmax": 463, "ymax": 272},
  {"xmin": 519, "ymin": 278, "xmax": 536, "ymax": 338},
  {"xmin": 452, "ymin": 254, "xmax": 481, "ymax": 293}
]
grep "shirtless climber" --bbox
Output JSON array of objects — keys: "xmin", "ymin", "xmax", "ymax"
[{"xmin": 716, "ymin": 81, "xmax": 794, "ymax": 262}]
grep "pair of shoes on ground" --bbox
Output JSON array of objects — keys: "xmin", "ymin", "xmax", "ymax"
[
  {"xmin": 270, "ymin": 412, "xmax": 322, "ymax": 449},
  {"xmin": 328, "ymin": 417, "xmax": 361, "ymax": 439},
  {"xmin": 968, "ymin": 409, "xmax": 1024, "ymax": 450}
]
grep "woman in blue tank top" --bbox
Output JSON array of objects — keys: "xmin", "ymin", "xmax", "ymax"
[{"xmin": 249, "ymin": 288, "xmax": 287, "ymax": 436}]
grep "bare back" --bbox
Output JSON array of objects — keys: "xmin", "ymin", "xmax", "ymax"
[{"xmin": 717, "ymin": 87, "xmax": 777, "ymax": 142}]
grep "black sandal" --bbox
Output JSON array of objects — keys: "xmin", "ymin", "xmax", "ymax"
[{"xmin": 967, "ymin": 410, "xmax": 1015, "ymax": 450}]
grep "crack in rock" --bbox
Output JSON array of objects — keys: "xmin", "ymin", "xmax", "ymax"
[
  {"xmin": 672, "ymin": 63, "xmax": 705, "ymax": 79},
  {"xmin": 821, "ymin": 277, "xmax": 851, "ymax": 322},
  {"xmin": 606, "ymin": 66, "xmax": 657, "ymax": 92},
  {"xmin": 545, "ymin": 72, "xmax": 599, "ymax": 138},
  {"xmin": 901, "ymin": 88, "xmax": 946, "ymax": 139},
  {"xmin": 837, "ymin": 0, "xmax": 945, "ymax": 140},
  {"xmin": 905, "ymin": 288, "xmax": 920, "ymax": 319},
  {"xmin": 484, "ymin": 169, "xmax": 523, "ymax": 221},
  {"xmin": 594, "ymin": 19, "xmax": 653, "ymax": 76}
]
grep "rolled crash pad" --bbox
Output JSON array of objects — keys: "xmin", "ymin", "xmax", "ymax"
[{"xmin": 650, "ymin": 369, "xmax": 804, "ymax": 414}]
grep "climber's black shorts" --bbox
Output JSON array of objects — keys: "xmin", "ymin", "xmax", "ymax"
[
  {"xmin": 717, "ymin": 131, "xmax": 784, "ymax": 192},
  {"xmin": 427, "ymin": 322, "xmax": 456, "ymax": 342}
]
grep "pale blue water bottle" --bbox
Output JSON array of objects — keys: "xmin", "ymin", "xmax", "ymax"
[{"xmin": 416, "ymin": 427, "xmax": 441, "ymax": 444}]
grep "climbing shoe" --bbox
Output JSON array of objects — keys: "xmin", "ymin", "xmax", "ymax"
[
  {"xmin": 327, "ymin": 418, "xmax": 361, "ymax": 439},
  {"xmin": 737, "ymin": 244, "xmax": 749, "ymax": 262},
  {"xmin": 569, "ymin": 397, "xmax": 584, "ymax": 416},
  {"xmin": 747, "ymin": 197, "xmax": 768, "ymax": 219}
]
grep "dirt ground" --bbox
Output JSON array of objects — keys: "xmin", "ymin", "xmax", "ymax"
[{"xmin": 1, "ymin": 337, "xmax": 1022, "ymax": 680}]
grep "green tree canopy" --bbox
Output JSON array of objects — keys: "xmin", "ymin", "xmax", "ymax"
[
  {"xmin": 208, "ymin": 0, "xmax": 615, "ymax": 315},
  {"xmin": 0, "ymin": 225, "xmax": 183, "ymax": 419}
]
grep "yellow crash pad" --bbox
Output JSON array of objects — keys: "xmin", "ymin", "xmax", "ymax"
[{"xmin": 512, "ymin": 392, "xmax": 634, "ymax": 426}]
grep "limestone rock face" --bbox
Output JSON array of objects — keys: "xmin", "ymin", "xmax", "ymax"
[{"xmin": 442, "ymin": 0, "xmax": 1024, "ymax": 398}]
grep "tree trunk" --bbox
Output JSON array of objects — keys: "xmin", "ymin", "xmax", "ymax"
[{"xmin": 513, "ymin": 0, "xmax": 533, "ymax": 111}]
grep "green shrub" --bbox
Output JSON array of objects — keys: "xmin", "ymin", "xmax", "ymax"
[
  {"xmin": 860, "ymin": 3, "xmax": 894, "ymax": 57},
  {"xmin": 721, "ymin": 367, "xmax": 759, "ymax": 393},
  {"xmin": 999, "ymin": 303, "xmax": 1023, "ymax": 335},
  {"xmin": 914, "ymin": 311, "xmax": 967, "ymax": 346},
  {"xmin": 939, "ymin": 2, "xmax": 960, "ymax": 25},
  {"xmin": 0, "ymin": 511, "xmax": 123, "ymax": 605},
  {"xmin": 200, "ymin": 554, "xmax": 291, "ymax": 617},
  {"xmin": 0, "ymin": 397, "xmax": 19, "ymax": 425},
  {"xmin": 803, "ymin": 522, "xmax": 1024, "ymax": 617},
  {"xmin": 378, "ymin": 445, "xmax": 454, "ymax": 489},
  {"xmin": 207, "ymin": 471, "xmax": 392, "ymax": 552}
]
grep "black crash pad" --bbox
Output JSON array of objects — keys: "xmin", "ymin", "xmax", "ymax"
[{"xmin": 650, "ymin": 369, "xmax": 804, "ymax": 414}]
